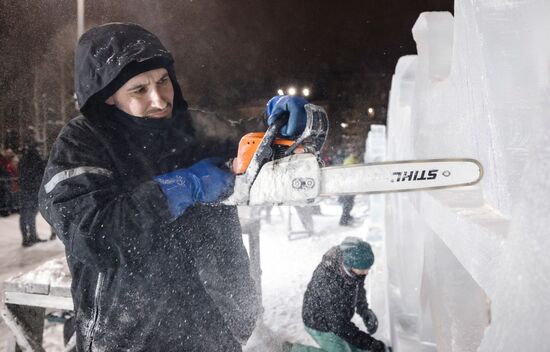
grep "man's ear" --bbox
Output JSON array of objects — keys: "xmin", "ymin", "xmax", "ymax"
[{"xmin": 105, "ymin": 96, "xmax": 115, "ymax": 105}]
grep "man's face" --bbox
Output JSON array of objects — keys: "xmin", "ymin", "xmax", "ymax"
[
  {"xmin": 106, "ymin": 68, "xmax": 174, "ymax": 119},
  {"xmin": 351, "ymin": 268, "xmax": 370, "ymax": 276}
]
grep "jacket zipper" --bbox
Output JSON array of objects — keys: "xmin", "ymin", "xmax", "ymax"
[{"xmin": 87, "ymin": 272, "xmax": 105, "ymax": 351}]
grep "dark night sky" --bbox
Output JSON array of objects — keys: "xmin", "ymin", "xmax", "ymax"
[{"xmin": 0, "ymin": 0, "xmax": 453, "ymax": 148}]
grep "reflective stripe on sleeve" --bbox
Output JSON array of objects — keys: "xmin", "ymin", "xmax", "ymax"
[{"xmin": 44, "ymin": 166, "xmax": 113, "ymax": 194}]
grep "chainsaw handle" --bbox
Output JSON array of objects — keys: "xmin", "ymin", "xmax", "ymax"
[
  {"xmin": 263, "ymin": 113, "xmax": 288, "ymax": 145},
  {"xmin": 244, "ymin": 114, "xmax": 288, "ymax": 184},
  {"xmin": 284, "ymin": 104, "xmax": 328, "ymax": 158}
]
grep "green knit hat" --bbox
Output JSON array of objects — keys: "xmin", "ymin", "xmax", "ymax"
[{"xmin": 340, "ymin": 237, "xmax": 374, "ymax": 269}]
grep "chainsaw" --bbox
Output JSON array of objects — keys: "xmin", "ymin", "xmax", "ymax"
[{"xmin": 223, "ymin": 104, "xmax": 483, "ymax": 206}]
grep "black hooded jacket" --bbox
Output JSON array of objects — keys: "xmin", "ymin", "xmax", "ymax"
[
  {"xmin": 302, "ymin": 246, "xmax": 377, "ymax": 350},
  {"xmin": 39, "ymin": 23, "xmax": 258, "ymax": 352}
]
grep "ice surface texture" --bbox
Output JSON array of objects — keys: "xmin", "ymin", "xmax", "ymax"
[{"xmin": 385, "ymin": 1, "xmax": 550, "ymax": 351}]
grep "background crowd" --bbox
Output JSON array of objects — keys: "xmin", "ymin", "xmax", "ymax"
[{"xmin": 0, "ymin": 138, "xmax": 50, "ymax": 246}]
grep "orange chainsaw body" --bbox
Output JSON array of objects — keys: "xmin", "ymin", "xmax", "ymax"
[{"xmin": 232, "ymin": 132, "xmax": 304, "ymax": 174}]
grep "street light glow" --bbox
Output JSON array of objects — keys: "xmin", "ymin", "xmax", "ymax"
[
  {"xmin": 278, "ymin": 85, "xmax": 313, "ymax": 97},
  {"xmin": 340, "ymin": 122, "xmax": 348, "ymax": 128},
  {"xmin": 368, "ymin": 107, "xmax": 375, "ymax": 116}
]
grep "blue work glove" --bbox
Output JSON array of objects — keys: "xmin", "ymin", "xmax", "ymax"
[
  {"xmin": 154, "ymin": 158, "xmax": 235, "ymax": 218},
  {"xmin": 266, "ymin": 95, "xmax": 308, "ymax": 137}
]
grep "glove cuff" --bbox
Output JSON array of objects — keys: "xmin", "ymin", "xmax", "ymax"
[{"xmin": 154, "ymin": 170, "xmax": 200, "ymax": 218}]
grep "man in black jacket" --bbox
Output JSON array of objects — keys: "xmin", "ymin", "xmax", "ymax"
[
  {"xmin": 39, "ymin": 23, "xmax": 261, "ymax": 351},
  {"xmin": 288, "ymin": 237, "xmax": 386, "ymax": 352},
  {"xmin": 19, "ymin": 142, "xmax": 46, "ymax": 247}
]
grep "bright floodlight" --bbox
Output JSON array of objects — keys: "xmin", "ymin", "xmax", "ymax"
[
  {"xmin": 368, "ymin": 107, "xmax": 375, "ymax": 116},
  {"xmin": 302, "ymin": 88, "xmax": 310, "ymax": 97},
  {"xmin": 340, "ymin": 122, "xmax": 348, "ymax": 128},
  {"xmin": 288, "ymin": 87, "xmax": 297, "ymax": 95},
  {"xmin": 277, "ymin": 89, "xmax": 284, "ymax": 96}
]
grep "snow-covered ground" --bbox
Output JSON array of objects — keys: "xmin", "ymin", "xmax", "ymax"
[
  {"xmin": 244, "ymin": 197, "xmax": 386, "ymax": 351},
  {"xmin": 1, "ymin": 196, "xmax": 386, "ymax": 351}
]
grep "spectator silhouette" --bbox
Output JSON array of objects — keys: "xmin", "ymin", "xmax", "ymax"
[
  {"xmin": 338, "ymin": 152, "xmax": 360, "ymax": 226},
  {"xmin": 19, "ymin": 143, "xmax": 46, "ymax": 247},
  {"xmin": 0, "ymin": 159, "xmax": 10, "ymax": 217},
  {"xmin": 0, "ymin": 149, "xmax": 19, "ymax": 214}
]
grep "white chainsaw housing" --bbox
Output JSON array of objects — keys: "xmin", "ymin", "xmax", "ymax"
[
  {"xmin": 225, "ymin": 153, "xmax": 321, "ymax": 206},
  {"xmin": 249, "ymin": 153, "xmax": 321, "ymax": 205},
  {"xmin": 224, "ymin": 156, "xmax": 483, "ymax": 205}
]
